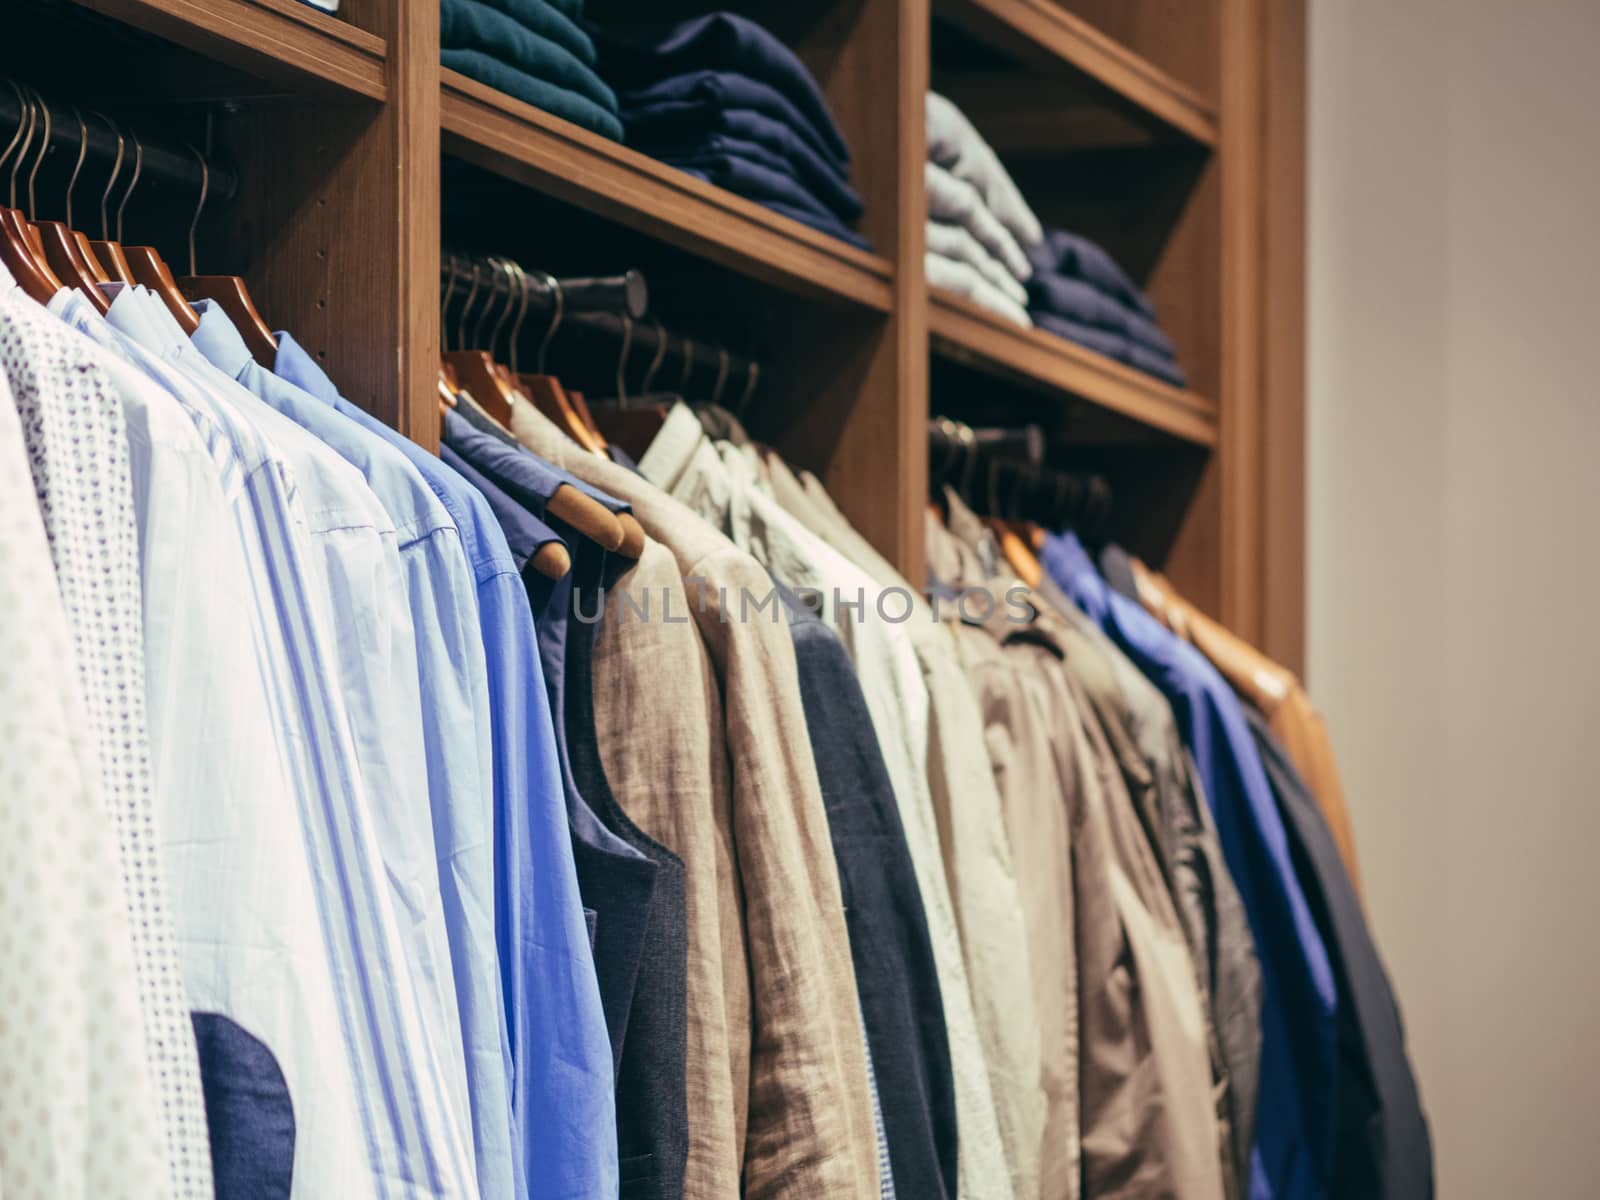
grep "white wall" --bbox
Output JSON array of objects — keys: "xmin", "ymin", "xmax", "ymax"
[{"xmin": 1307, "ymin": 0, "xmax": 1600, "ymax": 1195}]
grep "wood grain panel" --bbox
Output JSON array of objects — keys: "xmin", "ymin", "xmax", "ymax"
[{"xmin": 69, "ymin": 0, "xmax": 386, "ymax": 99}]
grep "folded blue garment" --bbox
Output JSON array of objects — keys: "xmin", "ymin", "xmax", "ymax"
[
  {"xmin": 644, "ymin": 133, "xmax": 862, "ymax": 222},
  {"xmin": 619, "ymin": 69, "xmax": 848, "ymax": 181},
  {"xmin": 461, "ymin": 0, "xmax": 596, "ymax": 66},
  {"xmin": 1027, "ymin": 270, "xmax": 1175, "ymax": 358},
  {"xmin": 675, "ymin": 166, "xmax": 870, "ymax": 251},
  {"xmin": 1033, "ymin": 310, "xmax": 1187, "ymax": 387},
  {"xmin": 595, "ymin": 13, "xmax": 849, "ymax": 166},
  {"xmin": 664, "ymin": 150, "xmax": 847, "ymax": 230},
  {"xmin": 1026, "ymin": 228, "xmax": 1156, "ymax": 321},
  {"xmin": 442, "ymin": 48, "xmax": 624, "ymax": 141},
  {"xmin": 442, "ymin": 0, "xmax": 618, "ymax": 116}
]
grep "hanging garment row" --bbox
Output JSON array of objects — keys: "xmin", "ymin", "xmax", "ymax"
[{"xmin": 0, "ymin": 83, "xmax": 1429, "ymax": 1200}]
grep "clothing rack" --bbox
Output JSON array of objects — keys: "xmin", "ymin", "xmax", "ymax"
[
  {"xmin": 0, "ymin": 83, "xmax": 236, "ymax": 210},
  {"xmin": 564, "ymin": 311, "xmax": 766, "ymax": 411},
  {"xmin": 441, "ymin": 252, "xmax": 648, "ymax": 329},
  {"xmin": 929, "ymin": 418, "xmax": 1113, "ymax": 538}
]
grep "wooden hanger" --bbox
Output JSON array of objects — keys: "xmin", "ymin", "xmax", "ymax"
[
  {"xmin": 0, "ymin": 88, "xmax": 62, "ymax": 303},
  {"xmin": 174, "ymin": 147, "xmax": 275, "ymax": 356},
  {"xmin": 530, "ymin": 538, "xmax": 571, "ymax": 581},
  {"xmin": 438, "ymin": 367, "xmax": 457, "ymax": 440},
  {"xmin": 516, "ymin": 269, "xmax": 608, "ymax": 454},
  {"xmin": 443, "ymin": 258, "xmax": 518, "ymax": 426},
  {"xmin": 16, "ymin": 93, "xmax": 109, "ymax": 312},
  {"xmin": 590, "ymin": 315, "xmax": 674, "ymax": 458},
  {"xmin": 129, "ymin": 247, "xmax": 200, "ymax": 334},
  {"xmin": 87, "ymin": 111, "xmax": 137, "ymax": 286},
  {"xmin": 59, "ymin": 106, "xmax": 109, "ymax": 285}
]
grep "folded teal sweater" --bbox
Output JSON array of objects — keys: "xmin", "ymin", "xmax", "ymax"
[
  {"xmin": 442, "ymin": 0, "xmax": 618, "ymax": 117},
  {"xmin": 455, "ymin": 0, "xmax": 595, "ymax": 67},
  {"xmin": 442, "ymin": 47, "xmax": 624, "ymax": 141}
]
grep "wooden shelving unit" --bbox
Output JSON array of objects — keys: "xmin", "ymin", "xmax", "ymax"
[
  {"xmin": 29, "ymin": 0, "xmax": 1305, "ymax": 667},
  {"xmin": 929, "ymin": 292, "xmax": 1218, "ymax": 447}
]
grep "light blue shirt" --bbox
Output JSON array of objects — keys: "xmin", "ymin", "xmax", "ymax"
[
  {"xmin": 48, "ymin": 289, "xmax": 380, "ymax": 1197},
  {"xmin": 104, "ymin": 287, "xmax": 479, "ymax": 1199},
  {"xmin": 191, "ymin": 304, "xmax": 516, "ymax": 1200},
  {"xmin": 275, "ymin": 333, "xmax": 618, "ymax": 1199}
]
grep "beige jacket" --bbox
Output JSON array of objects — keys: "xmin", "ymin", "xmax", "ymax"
[
  {"xmin": 940, "ymin": 494, "xmax": 1229, "ymax": 1200},
  {"xmin": 509, "ymin": 398, "xmax": 880, "ymax": 1200},
  {"xmin": 590, "ymin": 538, "xmax": 745, "ymax": 1199},
  {"xmin": 770, "ymin": 455, "xmax": 1048, "ymax": 1200},
  {"xmin": 641, "ymin": 405, "xmax": 1021, "ymax": 1200}
]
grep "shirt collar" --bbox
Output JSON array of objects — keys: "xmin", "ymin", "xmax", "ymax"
[
  {"xmin": 190, "ymin": 299, "xmax": 256, "ymax": 381},
  {"xmin": 636, "ymin": 400, "xmax": 705, "ymax": 494}
]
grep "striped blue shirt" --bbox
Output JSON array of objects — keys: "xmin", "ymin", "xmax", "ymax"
[{"xmin": 103, "ymin": 287, "xmax": 480, "ymax": 1199}]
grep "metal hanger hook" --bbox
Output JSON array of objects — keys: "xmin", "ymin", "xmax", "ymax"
[
  {"xmin": 440, "ymin": 253, "xmax": 461, "ymax": 351},
  {"xmin": 615, "ymin": 313, "xmax": 633, "ymax": 404},
  {"xmin": 91, "ymin": 112, "xmax": 124, "ymax": 241},
  {"xmin": 471, "ymin": 255, "xmax": 504, "ymax": 351},
  {"xmin": 0, "ymin": 81, "xmax": 28, "ymax": 183},
  {"xmin": 535, "ymin": 272, "xmax": 564, "ymax": 375},
  {"xmin": 711, "ymin": 348, "xmax": 730, "ymax": 409},
  {"xmin": 641, "ymin": 317, "xmax": 668, "ymax": 394},
  {"xmin": 9, "ymin": 86, "xmax": 36, "ymax": 211},
  {"xmin": 115, "ymin": 121, "xmax": 143, "ymax": 242},
  {"xmin": 506, "ymin": 259, "xmax": 532, "ymax": 375},
  {"xmin": 489, "ymin": 257, "xmax": 522, "ymax": 367},
  {"xmin": 737, "ymin": 360, "xmax": 760, "ymax": 412},
  {"xmin": 64, "ymin": 107, "xmax": 89, "ymax": 230},
  {"xmin": 455, "ymin": 259, "xmax": 482, "ymax": 352},
  {"xmin": 25, "ymin": 86, "xmax": 51, "ymax": 221},
  {"xmin": 185, "ymin": 144, "xmax": 209, "ymax": 275}
]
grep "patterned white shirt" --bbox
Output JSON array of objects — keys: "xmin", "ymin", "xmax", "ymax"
[
  {"xmin": 50, "ymin": 290, "xmax": 379, "ymax": 1198},
  {"xmin": 0, "ymin": 337, "xmax": 169, "ymax": 1200},
  {"xmin": 0, "ymin": 273, "xmax": 214, "ymax": 1197}
]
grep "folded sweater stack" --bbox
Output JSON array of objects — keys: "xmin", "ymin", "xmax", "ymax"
[
  {"xmin": 924, "ymin": 92, "xmax": 1186, "ymax": 386},
  {"xmin": 597, "ymin": 13, "xmax": 870, "ymax": 250},
  {"xmin": 1026, "ymin": 230, "xmax": 1187, "ymax": 387},
  {"xmin": 925, "ymin": 91, "xmax": 1041, "ymax": 327},
  {"xmin": 441, "ymin": 0, "xmax": 623, "ymax": 142}
]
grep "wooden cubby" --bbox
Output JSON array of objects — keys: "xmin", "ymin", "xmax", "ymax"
[{"xmin": 17, "ymin": 0, "xmax": 1305, "ymax": 667}]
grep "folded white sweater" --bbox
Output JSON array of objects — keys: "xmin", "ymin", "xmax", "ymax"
[
  {"xmin": 926, "ymin": 252, "xmax": 1033, "ymax": 328},
  {"xmin": 926, "ymin": 219, "xmax": 1029, "ymax": 307},
  {"xmin": 927, "ymin": 91, "xmax": 1043, "ymax": 250},
  {"xmin": 926, "ymin": 160, "xmax": 1032, "ymax": 284}
]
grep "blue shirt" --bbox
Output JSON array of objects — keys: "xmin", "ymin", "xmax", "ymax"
[
  {"xmin": 103, "ymin": 290, "xmax": 476, "ymax": 1198},
  {"xmin": 191, "ymin": 305, "xmax": 518, "ymax": 1200},
  {"xmin": 1043, "ymin": 532, "xmax": 1339, "ymax": 1200},
  {"xmin": 440, "ymin": 434, "xmax": 661, "ymax": 1078},
  {"xmin": 275, "ymin": 334, "xmax": 619, "ymax": 1199}
]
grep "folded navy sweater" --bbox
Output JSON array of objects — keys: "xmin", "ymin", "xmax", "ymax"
[{"xmin": 596, "ymin": 13, "xmax": 849, "ymax": 166}]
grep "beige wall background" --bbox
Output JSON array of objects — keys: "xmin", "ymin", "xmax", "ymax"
[{"xmin": 1306, "ymin": 0, "xmax": 1600, "ymax": 1194}]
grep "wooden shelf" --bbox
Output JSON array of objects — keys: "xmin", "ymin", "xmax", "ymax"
[
  {"xmin": 440, "ymin": 70, "xmax": 894, "ymax": 314},
  {"xmin": 932, "ymin": 0, "xmax": 1218, "ymax": 148},
  {"xmin": 69, "ymin": 0, "xmax": 387, "ymax": 101},
  {"xmin": 929, "ymin": 290, "xmax": 1218, "ymax": 447}
]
